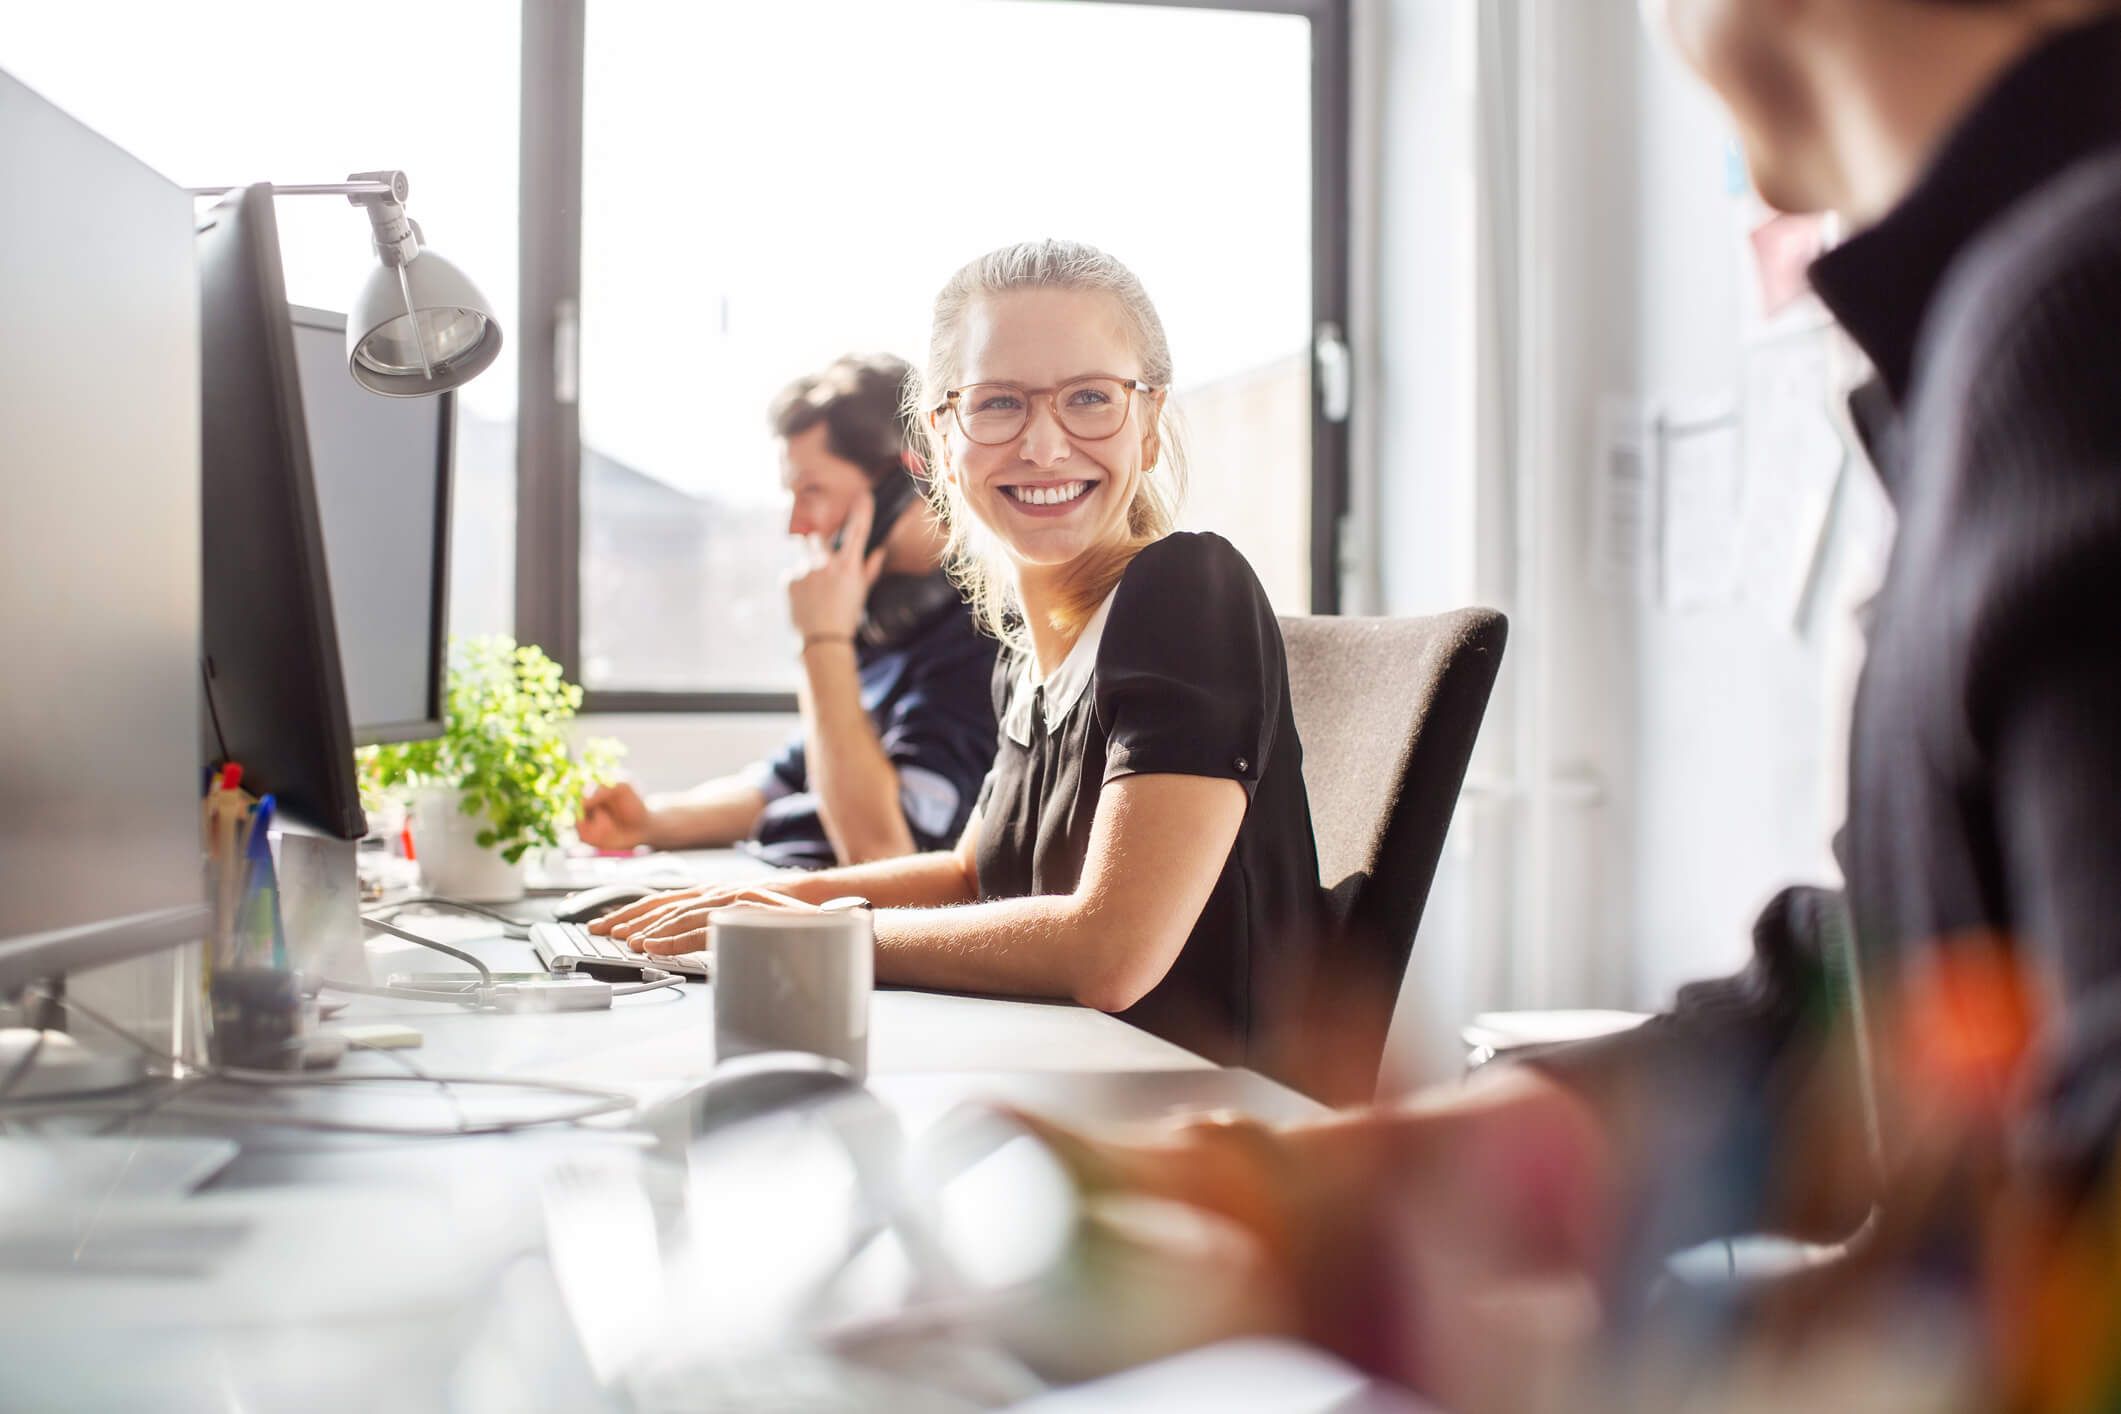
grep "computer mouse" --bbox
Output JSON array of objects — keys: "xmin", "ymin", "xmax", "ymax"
[
  {"xmin": 692, "ymin": 1050, "xmax": 867, "ymax": 1131},
  {"xmin": 554, "ymin": 882, "xmax": 662, "ymax": 924}
]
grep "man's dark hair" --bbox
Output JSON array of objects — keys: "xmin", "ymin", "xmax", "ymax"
[{"xmin": 768, "ymin": 353, "xmax": 916, "ymax": 482}]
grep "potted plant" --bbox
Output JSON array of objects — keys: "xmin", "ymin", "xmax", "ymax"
[{"xmin": 358, "ymin": 636, "xmax": 621, "ymax": 902}]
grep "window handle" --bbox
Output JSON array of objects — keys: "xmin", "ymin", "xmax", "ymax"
[
  {"xmin": 1315, "ymin": 321, "xmax": 1351, "ymax": 424},
  {"xmin": 554, "ymin": 297, "xmax": 580, "ymax": 406}
]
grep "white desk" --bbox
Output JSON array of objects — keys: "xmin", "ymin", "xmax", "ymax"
[{"xmin": 0, "ymin": 868, "xmax": 1327, "ymax": 1411}]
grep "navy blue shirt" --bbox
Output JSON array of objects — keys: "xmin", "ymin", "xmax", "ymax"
[{"xmin": 750, "ymin": 584, "xmax": 998, "ymax": 869}]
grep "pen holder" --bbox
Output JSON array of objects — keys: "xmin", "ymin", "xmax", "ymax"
[
  {"xmin": 208, "ymin": 967, "xmax": 308, "ymax": 1071},
  {"xmin": 203, "ymin": 786, "xmax": 302, "ymax": 1068},
  {"xmin": 209, "ymin": 820, "xmax": 290, "ymax": 973}
]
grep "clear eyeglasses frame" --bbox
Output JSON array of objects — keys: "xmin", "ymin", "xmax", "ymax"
[{"xmin": 933, "ymin": 376, "xmax": 1159, "ymax": 446}]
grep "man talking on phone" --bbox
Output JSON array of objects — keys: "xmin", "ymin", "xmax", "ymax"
[{"xmin": 579, "ymin": 354, "xmax": 997, "ymax": 868}]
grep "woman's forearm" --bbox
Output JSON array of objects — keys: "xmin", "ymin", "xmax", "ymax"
[
  {"xmin": 766, "ymin": 848, "xmax": 979, "ymax": 910},
  {"xmin": 872, "ymin": 894, "xmax": 1136, "ymax": 1008},
  {"xmin": 870, "ymin": 773, "xmax": 1246, "ymax": 1009}
]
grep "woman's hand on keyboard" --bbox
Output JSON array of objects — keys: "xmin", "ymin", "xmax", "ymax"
[{"xmin": 596, "ymin": 883, "xmax": 809, "ymax": 954}]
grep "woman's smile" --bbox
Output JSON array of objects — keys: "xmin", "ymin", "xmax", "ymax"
[{"xmin": 998, "ymin": 477, "xmax": 1100, "ymax": 517}]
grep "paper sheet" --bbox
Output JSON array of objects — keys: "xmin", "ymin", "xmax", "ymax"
[
  {"xmin": 1658, "ymin": 403, "xmax": 1745, "ymax": 610},
  {"xmin": 1737, "ymin": 335, "xmax": 1847, "ymax": 628},
  {"xmin": 1591, "ymin": 398, "xmax": 1656, "ymax": 601}
]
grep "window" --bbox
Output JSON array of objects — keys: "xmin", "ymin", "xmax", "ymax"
[
  {"xmin": 3, "ymin": 1, "xmax": 523, "ymax": 643},
  {"xmin": 523, "ymin": 0, "xmax": 1348, "ymax": 708}
]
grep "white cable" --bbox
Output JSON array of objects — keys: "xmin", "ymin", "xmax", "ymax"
[
  {"xmin": 9, "ymin": 985, "xmax": 640, "ymax": 1137},
  {"xmin": 313, "ymin": 977, "xmax": 487, "ymax": 1007},
  {"xmin": 365, "ymin": 896, "xmax": 537, "ymax": 931},
  {"xmin": 0, "ymin": 1073, "xmax": 633, "ymax": 1137},
  {"xmin": 315, "ymin": 970, "xmax": 682, "ymax": 1009},
  {"xmin": 607, "ymin": 971, "xmax": 682, "ymax": 999},
  {"xmin": 358, "ymin": 916, "xmax": 494, "ymax": 982},
  {"xmin": 88, "ymin": 1094, "xmax": 631, "ymax": 1137}
]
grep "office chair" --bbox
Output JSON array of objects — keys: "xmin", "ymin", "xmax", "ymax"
[{"xmin": 1275, "ymin": 609, "xmax": 1507, "ymax": 1103}]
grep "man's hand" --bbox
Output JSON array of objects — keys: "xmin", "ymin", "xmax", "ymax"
[
  {"xmin": 786, "ymin": 489, "xmax": 886, "ymax": 642},
  {"xmin": 578, "ymin": 782, "xmax": 654, "ymax": 850},
  {"xmin": 1003, "ymin": 1067, "xmax": 1617, "ymax": 1400}
]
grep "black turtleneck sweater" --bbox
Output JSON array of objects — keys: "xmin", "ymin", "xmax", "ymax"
[{"xmin": 1528, "ymin": 14, "xmax": 2121, "ymax": 1246}]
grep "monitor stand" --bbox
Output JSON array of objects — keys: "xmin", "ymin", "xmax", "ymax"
[{"xmin": 0, "ymin": 1029, "xmax": 146, "ymax": 1100}]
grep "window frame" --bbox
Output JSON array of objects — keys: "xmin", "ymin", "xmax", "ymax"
[{"xmin": 516, "ymin": 0, "xmax": 1351, "ymax": 712}]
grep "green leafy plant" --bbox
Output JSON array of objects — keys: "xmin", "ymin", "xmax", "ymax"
[{"xmin": 357, "ymin": 636, "xmax": 622, "ymax": 865}]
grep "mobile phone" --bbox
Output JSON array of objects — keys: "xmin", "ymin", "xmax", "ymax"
[{"xmin": 835, "ymin": 462, "xmax": 921, "ymax": 556}]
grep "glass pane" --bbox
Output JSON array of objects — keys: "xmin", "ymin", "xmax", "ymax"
[
  {"xmin": 4, "ymin": 1, "xmax": 522, "ymax": 642},
  {"xmin": 580, "ymin": 0, "xmax": 1311, "ymax": 694}
]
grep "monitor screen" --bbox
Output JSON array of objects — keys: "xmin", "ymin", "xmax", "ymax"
[
  {"xmin": 197, "ymin": 184, "xmax": 366, "ymax": 841},
  {"xmin": 289, "ymin": 308, "xmax": 452, "ymax": 745},
  {"xmin": 0, "ymin": 70, "xmax": 209, "ymax": 991}
]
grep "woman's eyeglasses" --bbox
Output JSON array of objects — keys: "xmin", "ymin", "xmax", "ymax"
[{"xmin": 934, "ymin": 376, "xmax": 1157, "ymax": 446}]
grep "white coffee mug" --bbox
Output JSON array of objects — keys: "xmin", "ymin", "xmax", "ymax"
[{"xmin": 709, "ymin": 903, "xmax": 873, "ymax": 1076}]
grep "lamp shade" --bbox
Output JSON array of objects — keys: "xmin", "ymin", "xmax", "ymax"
[{"xmin": 348, "ymin": 246, "xmax": 503, "ymax": 397}]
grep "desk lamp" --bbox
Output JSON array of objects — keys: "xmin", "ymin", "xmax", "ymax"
[{"xmin": 187, "ymin": 170, "xmax": 502, "ymax": 397}]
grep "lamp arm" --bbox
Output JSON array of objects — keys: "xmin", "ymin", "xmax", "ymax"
[
  {"xmin": 185, "ymin": 172, "xmax": 421, "ymax": 267},
  {"xmin": 184, "ymin": 179, "xmax": 399, "ymax": 199}
]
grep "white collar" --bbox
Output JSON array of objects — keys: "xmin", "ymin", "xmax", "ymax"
[{"xmin": 1000, "ymin": 589, "xmax": 1118, "ymax": 747}]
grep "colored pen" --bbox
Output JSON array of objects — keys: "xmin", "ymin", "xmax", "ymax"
[{"xmin": 242, "ymin": 795, "xmax": 282, "ymax": 966}]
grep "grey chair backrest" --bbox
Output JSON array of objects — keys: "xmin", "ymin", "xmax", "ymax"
[{"xmin": 1277, "ymin": 609, "xmax": 1507, "ymax": 1101}]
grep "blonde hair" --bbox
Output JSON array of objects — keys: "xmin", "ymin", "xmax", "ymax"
[{"xmin": 906, "ymin": 239, "xmax": 1187, "ymax": 655}]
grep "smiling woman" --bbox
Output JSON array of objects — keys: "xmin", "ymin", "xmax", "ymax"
[
  {"xmin": 596, "ymin": 241, "xmax": 1332, "ymax": 1075},
  {"xmin": 916, "ymin": 247, "xmax": 1189, "ymax": 662}
]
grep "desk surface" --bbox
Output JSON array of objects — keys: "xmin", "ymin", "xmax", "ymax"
[{"xmin": 0, "ymin": 864, "xmax": 1328, "ymax": 1410}]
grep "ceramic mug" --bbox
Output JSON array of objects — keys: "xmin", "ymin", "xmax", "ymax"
[{"xmin": 709, "ymin": 902, "xmax": 873, "ymax": 1076}]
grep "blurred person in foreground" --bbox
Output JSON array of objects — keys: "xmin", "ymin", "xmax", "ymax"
[
  {"xmin": 1003, "ymin": 0, "xmax": 2121, "ymax": 1406},
  {"xmin": 578, "ymin": 355, "xmax": 996, "ymax": 870}
]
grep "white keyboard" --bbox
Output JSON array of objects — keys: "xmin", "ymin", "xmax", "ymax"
[{"xmin": 530, "ymin": 921, "xmax": 711, "ymax": 979}]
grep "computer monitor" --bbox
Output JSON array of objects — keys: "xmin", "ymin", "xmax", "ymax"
[
  {"xmin": 0, "ymin": 70, "xmax": 210, "ymax": 995},
  {"xmin": 288, "ymin": 305, "xmax": 453, "ymax": 746},
  {"xmin": 198, "ymin": 184, "xmax": 367, "ymax": 840}
]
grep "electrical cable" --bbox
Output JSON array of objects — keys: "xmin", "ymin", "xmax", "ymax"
[
  {"xmin": 311, "ymin": 978, "xmax": 493, "ymax": 1007},
  {"xmin": 341, "ymin": 1034, "xmax": 467, "ymax": 1131},
  {"xmin": 93, "ymin": 1074, "xmax": 212, "ymax": 1139},
  {"xmin": 312, "ymin": 970, "xmax": 683, "ymax": 1008},
  {"xmin": 365, "ymin": 896, "xmax": 537, "ymax": 933},
  {"xmin": 77, "ymin": 1095, "xmax": 633, "ymax": 1138},
  {"xmin": 199, "ymin": 656, "xmax": 234, "ymax": 763},
  {"xmin": 4, "ymin": 985, "xmax": 639, "ymax": 1137},
  {"xmin": 609, "ymin": 971, "xmax": 682, "ymax": 998},
  {"xmin": 359, "ymin": 915, "xmax": 493, "ymax": 983},
  {"xmin": 2, "ymin": 1084, "xmax": 633, "ymax": 1137}
]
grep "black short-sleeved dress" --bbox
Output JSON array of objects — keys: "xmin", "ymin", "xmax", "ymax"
[{"xmin": 972, "ymin": 532, "xmax": 1328, "ymax": 1066}]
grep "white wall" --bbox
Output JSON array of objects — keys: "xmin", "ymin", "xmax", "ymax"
[
  {"xmin": 1623, "ymin": 27, "xmax": 1888, "ymax": 1003},
  {"xmin": 1372, "ymin": 0, "xmax": 1647, "ymax": 1085},
  {"xmin": 1363, "ymin": 0, "xmax": 1487, "ymax": 1084},
  {"xmin": 1369, "ymin": 0, "xmax": 1889, "ymax": 1085}
]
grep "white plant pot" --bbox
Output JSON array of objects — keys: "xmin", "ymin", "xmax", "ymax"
[{"xmin": 410, "ymin": 787, "xmax": 526, "ymax": 903}]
